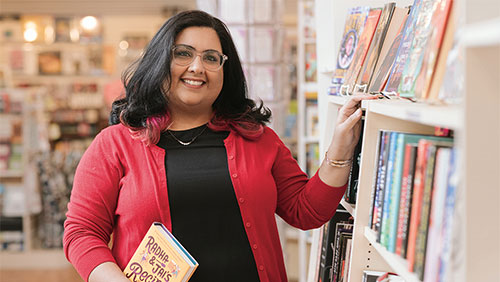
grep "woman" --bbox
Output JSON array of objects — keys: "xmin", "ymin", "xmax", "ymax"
[{"xmin": 63, "ymin": 10, "xmax": 376, "ymax": 282}]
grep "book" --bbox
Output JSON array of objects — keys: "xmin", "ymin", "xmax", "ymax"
[
  {"xmin": 398, "ymin": 0, "xmax": 452, "ymax": 98},
  {"xmin": 406, "ymin": 138, "xmax": 452, "ymax": 273},
  {"xmin": 368, "ymin": 8, "xmax": 409, "ymax": 93},
  {"xmin": 124, "ymin": 222, "xmax": 198, "ymax": 282},
  {"xmin": 367, "ymin": 6, "xmax": 410, "ymax": 92},
  {"xmin": 342, "ymin": 8, "xmax": 382, "ymax": 94},
  {"xmin": 331, "ymin": 221, "xmax": 354, "ymax": 282},
  {"xmin": 384, "ymin": 0, "xmax": 422, "ymax": 94},
  {"xmin": 368, "ymin": 130, "xmax": 387, "ymax": 229},
  {"xmin": 355, "ymin": 2, "xmax": 396, "ymax": 92},
  {"xmin": 317, "ymin": 209, "xmax": 351, "ymax": 282},
  {"xmin": 414, "ymin": 0, "xmax": 454, "ymax": 100},
  {"xmin": 378, "ymin": 131, "xmax": 398, "ymax": 247},
  {"xmin": 371, "ymin": 131, "xmax": 391, "ymax": 233},
  {"xmin": 395, "ymin": 143, "xmax": 418, "ymax": 257},
  {"xmin": 422, "ymin": 147, "xmax": 452, "ymax": 282},
  {"xmin": 329, "ymin": 6, "xmax": 370, "ymax": 95}
]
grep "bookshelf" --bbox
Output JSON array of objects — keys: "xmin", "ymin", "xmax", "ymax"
[{"xmin": 311, "ymin": 0, "xmax": 500, "ymax": 282}]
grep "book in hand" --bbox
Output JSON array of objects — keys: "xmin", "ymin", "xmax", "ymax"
[{"xmin": 124, "ymin": 222, "xmax": 198, "ymax": 282}]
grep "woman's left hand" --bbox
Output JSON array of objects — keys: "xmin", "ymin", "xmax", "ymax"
[{"xmin": 327, "ymin": 94, "xmax": 379, "ymax": 160}]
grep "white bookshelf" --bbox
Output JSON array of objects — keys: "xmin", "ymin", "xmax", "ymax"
[{"xmin": 311, "ymin": 0, "xmax": 500, "ymax": 281}]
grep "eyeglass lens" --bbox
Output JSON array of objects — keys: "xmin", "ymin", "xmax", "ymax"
[{"xmin": 172, "ymin": 46, "xmax": 225, "ymax": 70}]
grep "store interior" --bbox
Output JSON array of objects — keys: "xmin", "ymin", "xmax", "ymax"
[{"xmin": 0, "ymin": 0, "xmax": 319, "ymax": 281}]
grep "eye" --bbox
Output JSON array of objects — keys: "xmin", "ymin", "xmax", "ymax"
[
  {"xmin": 203, "ymin": 52, "xmax": 220, "ymax": 63},
  {"xmin": 174, "ymin": 49, "xmax": 193, "ymax": 58}
]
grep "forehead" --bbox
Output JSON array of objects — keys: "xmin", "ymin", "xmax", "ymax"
[{"xmin": 175, "ymin": 26, "xmax": 222, "ymax": 52}]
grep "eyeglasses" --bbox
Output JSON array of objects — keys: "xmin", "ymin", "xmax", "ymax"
[{"xmin": 171, "ymin": 45, "xmax": 228, "ymax": 71}]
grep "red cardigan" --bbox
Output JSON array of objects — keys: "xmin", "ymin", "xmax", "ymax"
[{"xmin": 63, "ymin": 124, "xmax": 346, "ymax": 282}]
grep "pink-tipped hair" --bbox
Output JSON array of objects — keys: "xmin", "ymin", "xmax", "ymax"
[{"xmin": 123, "ymin": 113, "xmax": 264, "ymax": 145}]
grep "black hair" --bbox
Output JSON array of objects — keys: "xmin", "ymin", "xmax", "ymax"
[{"xmin": 109, "ymin": 10, "xmax": 271, "ymax": 141}]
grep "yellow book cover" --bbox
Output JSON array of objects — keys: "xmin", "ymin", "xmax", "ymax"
[{"xmin": 124, "ymin": 222, "xmax": 198, "ymax": 282}]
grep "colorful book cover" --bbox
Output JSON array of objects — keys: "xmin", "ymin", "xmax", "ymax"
[
  {"xmin": 398, "ymin": 0, "xmax": 450, "ymax": 98},
  {"xmin": 342, "ymin": 8, "xmax": 382, "ymax": 94},
  {"xmin": 384, "ymin": 0, "xmax": 422, "ymax": 94},
  {"xmin": 368, "ymin": 10, "xmax": 409, "ymax": 93},
  {"xmin": 329, "ymin": 6, "xmax": 370, "ymax": 95},
  {"xmin": 414, "ymin": 0, "xmax": 453, "ymax": 99},
  {"xmin": 378, "ymin": 131, "xmax": 398, "ymax": 247},
  {"xmin": 355, "ymin": 2, "xmax": 396, "ymax": 92},
  {"xmin": 124, "ymin": 222, "xmax": 198, "ymax": 282},
  {"xmin": 368, "ymin": 6, "xmax": 410, "ymax": 92}
]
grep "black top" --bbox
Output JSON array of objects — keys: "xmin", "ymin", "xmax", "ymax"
[{"xmin": 156, "ymin": 124, "xmax": 260, "ymax": 282}]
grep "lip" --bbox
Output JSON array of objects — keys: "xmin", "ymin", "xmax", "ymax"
[{"xmin": 181, "ymin": 78, "xmax": 206, "ymax": 88}]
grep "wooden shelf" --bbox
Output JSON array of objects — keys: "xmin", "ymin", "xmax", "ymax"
[
  {"xmin": 340, "ymin": 198, "xmax": 355, "ymax": 216},
  {"xmin": 364, "ymin": 227, "xmax": 420, "ymax": 282},
  {"xmin": 365, "ymin": 99, "xmax": 461, "ymax": 130},
  {"xmin": 0, "ymin": 249, "xmax": 70, "ymax": 269},
  {"xmin": 0, "ymin": 170, "xmax": 24, "ymax": 178},
  {"xmin": 462, "ymin": 17, "xmax": 500, "ymax": 47}
]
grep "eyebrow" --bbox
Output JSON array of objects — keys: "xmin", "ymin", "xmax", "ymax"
[{"xmin": 174, "ymin": 44, "xmax": 221, "ymax": 53}]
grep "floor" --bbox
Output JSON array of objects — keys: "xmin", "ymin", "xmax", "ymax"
[{"xmin": 0, "ymin": 267, "xmax": 83, "ymax": 282}]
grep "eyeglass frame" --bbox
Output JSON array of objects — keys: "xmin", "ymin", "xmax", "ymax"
[{"xmin": 171, "ymin": 44, "xmax": 228, "ymax": 71}]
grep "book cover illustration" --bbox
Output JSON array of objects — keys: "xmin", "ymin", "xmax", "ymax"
[
  {"xmin": 38, "ymin": 51, "xmax": 62, "ymax": 75},
  {"xmin": 414, "ymin": 0, "xmax": 453, "ymax": 100},
  {"xmin": 368, "ymin": 9, "xmax": 409, "ymax": 93},
  {"xmin": 124, "ymin": 222, "xmax": 198, "ymax": 282},
  {"xmin": 384, "ymin": 0, "xmax": 422, "ymax": 94},
  {"xmin": 355, "ymin": 2, "xmax": 396, "ymax": 92},
  {"xmin": 342, "ymin": 8, "xmax": 382, "ymax": 94},
  {"xmin": 329, "ymin": 6, "xmax": 370, "ymax": 95},
  {"xmin": 398, "ymin": 0, "xmax": 450, "ymax": 98}
]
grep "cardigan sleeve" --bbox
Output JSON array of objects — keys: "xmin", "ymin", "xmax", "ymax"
[
  {"xmin": 63, "ymin": 128, "xmax": 123, "ymax": 281},
  {"xmin": 270, "ymin": 131, "xmax": 347, "ymax": 230}
]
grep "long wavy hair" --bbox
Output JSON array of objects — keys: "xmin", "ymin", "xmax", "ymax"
[{"xmin": 109, "ymin": 10, "xmax": 271, "ymax": 145}]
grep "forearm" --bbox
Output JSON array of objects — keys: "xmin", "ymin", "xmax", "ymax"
[
  {"xmin": 89, "ymin": 262, "xmax": 130, "ymax": 282},
  {"xmin": 317, "ymin": 150, "xmax": 353, "ymax": 188}
]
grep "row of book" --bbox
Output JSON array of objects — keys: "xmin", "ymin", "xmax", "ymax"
[
  {"xmin": 329, "ymin": 0, "xmax": 456, "ymax": 103},
  {"xmin": 368, "ymin": 130, "xmax": 458, "ymax": 281}
]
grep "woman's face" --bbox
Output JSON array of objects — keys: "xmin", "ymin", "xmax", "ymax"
[{"xmin": 167, "ymin": 26, "xmax": 224, "ymax": 116}]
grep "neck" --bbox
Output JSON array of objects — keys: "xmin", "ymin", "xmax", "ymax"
[{"xmin": 168, "ymin": 110, "xmax": 213, "ymax": 130}]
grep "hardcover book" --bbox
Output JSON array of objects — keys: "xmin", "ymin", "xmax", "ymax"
[
  {"xmin": 124, "ymin": 222, "xmax": 198, "ymax": 282},
  {"xmin": 384, "ymin": 0, "xmax": 422, "ymax": 94},
  {"xmin": 355, "ymin": 2, "xmax": 396, "ymax": 92},
  {"xmin": 342, "ymin": 8, "xmax": 382, "ymax": 94},
  {"xmin": 367, "ymin": 6, "xmax": 410, "ymax": 92},
  {"xmin": 329, "ymin": 6, "xmax": 370, "ymax": 95}
]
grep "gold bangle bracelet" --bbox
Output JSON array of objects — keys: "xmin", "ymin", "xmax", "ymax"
[{"xmin": 324, "ymin": 151, "xmax": 352, "ymax": 168}]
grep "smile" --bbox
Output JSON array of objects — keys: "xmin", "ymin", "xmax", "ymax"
[{"xmin": 182, "ymin": 79, "xmax": 205, "ymax": 86}]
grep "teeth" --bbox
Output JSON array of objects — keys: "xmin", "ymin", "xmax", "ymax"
[{"xmin": 183, "ymin": 79, "xmax": 203, "ymax": 86}]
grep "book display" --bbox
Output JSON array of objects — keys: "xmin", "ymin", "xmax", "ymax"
[{"xmin": 311, "ymin": 0, "xmax": 499, "ymax": 281}]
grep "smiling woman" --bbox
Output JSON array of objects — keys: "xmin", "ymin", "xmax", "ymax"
[{"xmin": 63, "ymin": 9, "xmax": 368, "ymax": 282}]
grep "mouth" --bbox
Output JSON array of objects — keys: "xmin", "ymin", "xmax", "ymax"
[{"xmin": 181, "ymin": 78, "xmax": 205, "ymax": 87}]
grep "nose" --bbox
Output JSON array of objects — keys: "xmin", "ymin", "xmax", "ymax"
[{"xmin": 187, "ymin": 54, "xmax": 205, "ymax": 73}]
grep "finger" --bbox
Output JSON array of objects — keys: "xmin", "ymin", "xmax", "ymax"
[{"xmin": 343, "ymin": 108, "xmax": 363, "ymax": 129}]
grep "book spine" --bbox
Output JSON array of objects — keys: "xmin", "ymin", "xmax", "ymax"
[
  {"xmin": 406, "ymin": 139, "xmax": 430, "ymax": 272},
  {"xmin": 396, "ymin": 144, "xmax": 418, "ymax": 258},
  {"xmin": 387, "ymin": 133, "xmax": 407, "ymax": 252},
  {"xmin": 373, "ymin": 131, "xmax": 391, "ymax": 235},
  {"xmin": 414, "ymin": 144, "xmax": 438, "ymax": 280},
  {"xmin": 369, "ymin": 130, "xmax": 386, "ymax": 229},
  {"xmin": 379, "ymin": 132, "xmax": 398, "ymax": 247}
]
